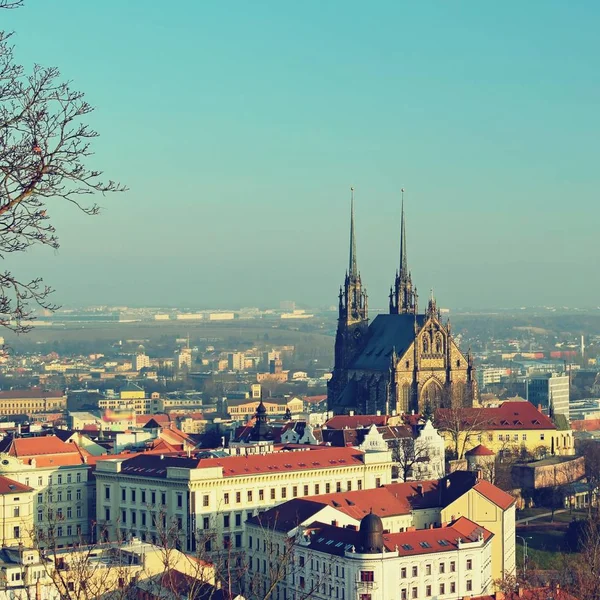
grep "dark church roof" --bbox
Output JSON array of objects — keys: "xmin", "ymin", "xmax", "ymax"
[{"xmin": 351, "ymin": 314, "xmax": 427, "ymax": 371}]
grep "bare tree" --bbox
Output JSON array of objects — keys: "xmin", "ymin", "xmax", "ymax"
[
  {"xmin": 435, "ymin": 406, "xmax": 493, "ymax": 460},
  {"xmin": 0, "ymin": 3, "xmax": 125, "ymax": 332},
  {"xmin": 391, "ymin": 436, "xmax": 430, "ymax": 482}
]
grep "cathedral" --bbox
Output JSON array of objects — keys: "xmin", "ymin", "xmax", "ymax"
[{"xmin": 327, "ymin": 189, "xmax": 477, "ymax": 416}]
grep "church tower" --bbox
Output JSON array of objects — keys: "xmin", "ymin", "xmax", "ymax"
[
  {"xmin": 390, "ymin": 189, "xmax": 417, "ymax": 315},
  {"xmin": 328, "ymin": 189, "xmax": 369, "ymax": 409}
]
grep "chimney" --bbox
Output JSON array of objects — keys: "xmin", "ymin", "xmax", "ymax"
[
  {"xmin": 349, "ymin": 410, "xmax": 355, "ymax": 417},
  {"xmin": 538, "ymin": 404, "xmax": 542, "ymax": 412},
  {"xmin": 495, "ymin": 592, "xmax": 505, "ymax": 600},
  {"xmin": 376, "ymin": 410, "xmax": 381, "ymax": 416},
  {"xmin": 475, "ymin": 468, "xmax": 483, "ymax": 480},
  {"xmin": 417, "ymin": 484, "xmax": 423, "ymax": 496},
  {"xmin": 160, "ymin": 454, "xmax": 164, "ymax": 460},
  {"xmin": 331, "ymin": 520, "xmax": 338, "ymax": 527},
  {"xmin": 518, "ymin": 587, "xmax": 525, "ymax": 597},
  {"xmin": 445, "ymin": 478, "xmax": 451, "ymax": 489}
]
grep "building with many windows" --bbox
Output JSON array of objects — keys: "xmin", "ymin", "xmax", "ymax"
[
  {"xmin": 94, "ymin": 445, "xmax": 393, "ymax": 554},
  {"xmin": 0, "ymin": 389, "xmax": 66, "ymax": 417},
  {"xmin": 527, "ymin": 372, "xmax": 570, "ymax": 420},
  {"xmin": 0, "ymin": 475, "xmax": 34, "ymax": 547},
  {"xmin": 0, "ymin": 436, "xmax": 92, "ymax": 547},
  {"xmin": 247, "ymin": 510, "xmax": 493, "ymax": 600}
]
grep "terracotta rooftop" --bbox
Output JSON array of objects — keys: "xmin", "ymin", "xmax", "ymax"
[
  {"xmin": 466, "ymin": 444, "xmax": 495, "ymax": 456},
  {"xmin": 472, "ymin": 479, "xmax": 515, "ymax": 510},
  {"xmin": 436, "ymin": 402, "xmax": 556, "ymax": 431},
  {"xmin": 0, "ymin": 475, "xmax": 33, "ymax": 495},
  {"xmin": 303, "ymin": 516, "xmax": 492, "ymax": 557},
  {"xmin": 118, "ymin": 446, "xmax": 366, "ymax": 478},
  {"xmin": 0, "ymin": 435, "xmax": 88, "ymax": 467}
]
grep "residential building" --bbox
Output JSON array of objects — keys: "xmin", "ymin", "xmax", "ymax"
[
  {"xmin": 0, "ymin": 436, "xmax": 92, "ymax": 546},
  {"xmin": 0, "ymin": 390, "xmax": 66, "ymax": 417},
  {"xmin": 527, "ymin": 372, "xmax": 570, "ymax": 420},
  {"xmin": 436, "ymin": 401, "xmax": 575, "ymax": 458},
  {"xmin": 178, "ymin": 347, "xmax": 193, "ymax": 370},
  {"xmin": 246, "ymin": 469, "xmax": 515, "ymax": 586},
  {"xmin": 0, "ymin": 476, "xmax": 34, "ymax": 546},
  {"xmin": 227, "ymin": 396, "xmax": 303, "ymax": 418},
  {"xmin": 94, "ymin": 445, "xmax": 393, "ymax": 553},
  {"xmin": 227, "ymin": 353, "xmax": 245, "ymax": 372},
  {"xmin": 247, "ymin": 511, "xmax": 493, "ymax": 600},
  {"xmin": 133, "ymin": 351, "xmax": 151, "ymax": 372}
]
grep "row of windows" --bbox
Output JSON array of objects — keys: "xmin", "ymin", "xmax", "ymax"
[
  {"xmin": 37, "ymin": 525, "xmax": 81, "ymax": 538},
  {"xmin": 107, "ymin": 487, "xmax": 184, "ymax": 509},
  {"xmin": 37, "ymin": 488, "xmax": 83, "ymax": 503},
  {"xmin": 222, "ymin": 480, "xmax": 365, "ymax": 506},
  {"xmin": 38, "ymin": 506, "xmax": 83, "ymax": 521},
  {"xmin": 29, "ymin": 472, "xmax": 84, "ymax": 487}
]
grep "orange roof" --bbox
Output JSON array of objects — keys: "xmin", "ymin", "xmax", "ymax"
[
  {"xmin": 303, "ymin": 395, "xmax": 327, "ymax": 404},
  {"xmin": 437, "ymin": 402, "xmax": 556, "ymax": 431},
  {"xmin": 473, "ymin": 479, "xmax": 515, "ymax": 510},
  {"xmin": 0, "ymin": 475, "xmax": 33, "ymax": 494},
  {"xmin": 0, "ymin": 436, "xmax": 88, "ymax": 467},
  {"xmin": 466, "ymin": 444, "xmax": 495, "ymax": 456},
  {"xmin": 572, "ymin": 419, "xmax": 600, "ymax": 432},
  {"xmin": 303, "ymin": 487, "xmax": 412, "ymax": 518},
  {"xmin": 383, "ymin": 516, "xmax": 493, "ymax": 555}
]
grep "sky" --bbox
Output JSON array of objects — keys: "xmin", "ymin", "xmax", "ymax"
[{"xmin": 3, "ymin": 1, "xmax": 600, "ymax": 310}]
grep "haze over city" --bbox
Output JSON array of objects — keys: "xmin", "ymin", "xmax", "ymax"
[{"xmin": 3, "ymin": 0, "xmax": 599, "ymax": 310}]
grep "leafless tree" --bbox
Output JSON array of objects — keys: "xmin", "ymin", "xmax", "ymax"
[
  {"xmin": 391, "ymin": 436, "xmax": 430, "ymax": 482},
  {"xmin": 0, "ymin": 3, "xmax": 125, "ymax": 332},
  {"xmin": 435, "ymin": 406, "xmax": 493, "ymax": 460}
]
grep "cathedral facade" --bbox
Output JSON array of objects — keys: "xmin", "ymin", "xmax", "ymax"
[{"xmin": 327, "ymin": 190, "xmax": 477, "ymax": 416}]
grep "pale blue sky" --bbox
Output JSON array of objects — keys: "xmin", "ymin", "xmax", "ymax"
[{"xmin": 5, "ymin": 1, "xmax": 599, "ymax": 309}]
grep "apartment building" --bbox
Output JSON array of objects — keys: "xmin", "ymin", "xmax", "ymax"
[
  {"xmin": 0, "ymin": 436, "xmax": 92, "ymax": 547},
  {"xmin": 0, "ymin": 390, "xmax": 66, "ymax": 416},
  {"xmin": 94, "ymin": 446, "xmax": 393, "ymax": 553},
  {"xmin": 0, "ymin": 476, "xmax": 34, "ymax": 546},
  {"xmin": 247, "ymin": 511, "xmax": 493, "ymax": 600}
]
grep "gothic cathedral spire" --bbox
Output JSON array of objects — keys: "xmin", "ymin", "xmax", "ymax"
[
  {"xmin": 340, "ymin": 187, "xmax": 368, "ymax": 324},
  {"xmin": 390, "ymin": 188, "xmax": 417, "ymax": 314}
]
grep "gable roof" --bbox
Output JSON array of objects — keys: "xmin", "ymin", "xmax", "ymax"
[
  {"xmin": 465, "ymin": 444, "xmax": 495, "ymax": 456},
  {"xmin": 247, "ymin": 498, "xmax": 329, "ymax": 531},
  {"xmin": 0, "ymin": 435, "xmax": 87, "ymax": 467},
  {"xmin": 350, "ymin": 314, "xmax": 427, "ymax": 371},
  {"xmin": 436, "ymin": 402, "xmax": 556, "ymax": 431},
  {"xmin": 0, "ymin": 475, "xmax": 33, "ymax": 495},
  {"xmin": 118, "ymin": 447, "xmax": 366, "ymax": 479},
  {"xmin": 303, "ymin": 516, "xmax": 492, "ymax": 558},
  {"xmin": 472, "ymin": 479, "xmax": 515, "ymax": 510}
]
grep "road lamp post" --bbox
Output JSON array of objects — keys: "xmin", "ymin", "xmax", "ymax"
[{"xmin": 516, "ymin": 535, "xmax": 532, "ymax": 576}]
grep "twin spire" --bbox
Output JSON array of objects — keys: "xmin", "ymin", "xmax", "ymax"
[{"xmin": 341, "ymin": 187, "xmax": 417, "ymax": 321}]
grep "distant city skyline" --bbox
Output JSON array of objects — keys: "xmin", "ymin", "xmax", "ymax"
[{"xmin": 5, "ymin": 1, "xmax": 599, "ymax": 310}]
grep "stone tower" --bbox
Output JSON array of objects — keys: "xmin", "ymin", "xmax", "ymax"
[
  {"xmin": 390, "ymin": 189, "xmax": 417, "ymax": 315},
  {"xmin": 328, "ymin": 188, "xmax": 369, "ymax": 406}
]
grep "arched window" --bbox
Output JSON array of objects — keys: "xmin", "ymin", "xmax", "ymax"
[{"xmin": 420, "ymin": 379, "xmax": 443, "ymax": 412}]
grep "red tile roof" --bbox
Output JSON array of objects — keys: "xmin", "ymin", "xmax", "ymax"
[
  {"xmin": 436, "ymin": 402, "xmax": 556, "ymax": 431},
  {"xmin": 303, "ymin": 516, "xmax": 492, "ymax": 557},
  {"xmin": 325, "ymin": 415, "xmax": 389, "ymax": 429},
  {"xmin": 0, "ymin": 475, "xmax": 33, "ymax": 494},
  {"xmin": 0, "ymin": 435, "xmax": 88, "ymax": 467},
  {"xmin": 198, "ymin": 446, "xmax": 365, "ymax": 477},
  {"xmin": 383, "ymin": 516, "xmax": 493, "ymax": 555},
  {"xmin": 303, "ymin": 487, "xmax": 412, "ymax": 519},
  {"xmin": 571, "ymin": 419, "xmax": 600, "ymax": 432},
  {"xmin": 465, "ymin": 444, "xmax": 495, "ymax": 456},
  {"xmin": 303, "ymin": 395, "xmax": 327, "ymax": 404},
  {"xmin": 472, "ymin": 479, "xmax": 516, "ymax": 510},
  {"xmin": 119, "ymin": 447, "xmax": 366, "ymax": 478}
]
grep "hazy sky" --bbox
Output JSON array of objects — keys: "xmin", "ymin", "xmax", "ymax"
[{"xmin": 5, "ymin": 1, "xmax": 599, "ymax": 310}]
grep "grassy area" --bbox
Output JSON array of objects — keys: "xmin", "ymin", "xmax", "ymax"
[
  {"xmin": 516, "ymin": 529, "xmax": 572, "ymax": 570},
  {"xmin": 536, "ymin": 510, "xmax": 588, "ymax": 524},
  {"xmin": 516, "ymin": 507, "xmax": 550, "ymax": 520}
]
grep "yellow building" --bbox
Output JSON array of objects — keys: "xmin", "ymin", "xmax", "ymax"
[
  {"xmin": 441, "ymin": 475, "xmax": 516, "ymax": 584},
  {"xmin": 0, "ymin": 475, "xmax": 34, "ymax": 546},
  {"xmin": 437, "ymin": 401, "xmax": 575, "ymax": 459},
  {"xmin": 119, "ymin": 381, "xmax": 146, "ymax": 399},
  {"xmin": 0, "ymin": 389, "xmax": 66, "ymax": 416},
  {"xmin": 227, "ymin": 396, "xmax": 303, "ymax": 418}
]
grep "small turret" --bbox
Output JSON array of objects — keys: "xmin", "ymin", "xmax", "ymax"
[{"xmin": 358, "ymin": 511, "xmax": 384, "ymax": 554}]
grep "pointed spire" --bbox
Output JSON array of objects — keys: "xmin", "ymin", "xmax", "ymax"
[
  {"xmin": 349, "ymin": 187, "xmax": 358, "ymax": 278},
  {"xmin": 399, "ymin": 188, "xmax": 407, "ymax": 276}
]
